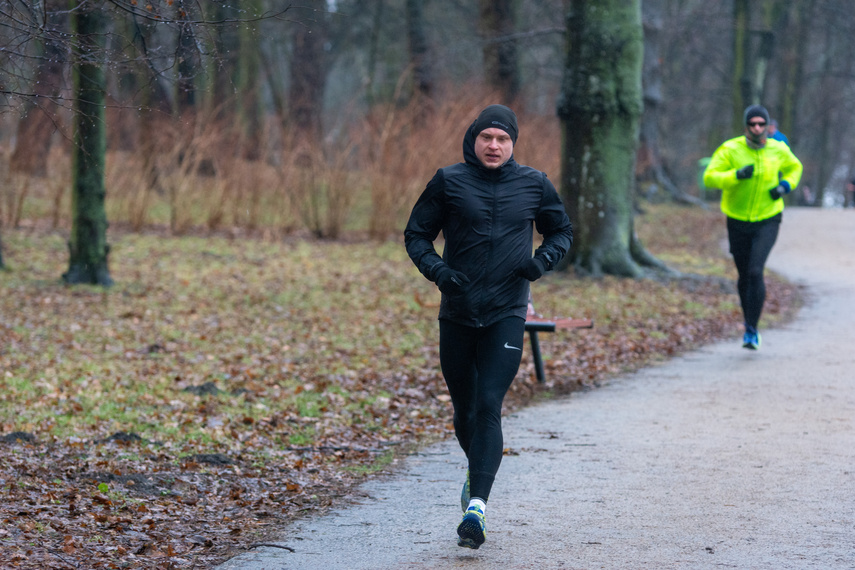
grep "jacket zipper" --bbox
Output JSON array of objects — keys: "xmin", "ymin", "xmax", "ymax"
[
  {"xmin": 748, "ymin": 147, "xmax": 761, "ymax": 221},
  {"xmin": 477, "ymin": 178, "xmax": 500, "ymax": 328}
]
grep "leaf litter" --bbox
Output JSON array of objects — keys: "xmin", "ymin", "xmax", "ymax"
[{"xmin": 0, "ymin": 204, "xmax": 801, "ymax": 568}]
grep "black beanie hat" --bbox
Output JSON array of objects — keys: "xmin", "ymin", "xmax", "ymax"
[
  {"xmin": 470, "ymin": 104, "xmax": 518, "ymax": 144},
  {"xmin": 743, "ymin": 105, "xmax": 770, "ymax": 125}
]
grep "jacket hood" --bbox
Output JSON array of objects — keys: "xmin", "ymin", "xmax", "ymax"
[{"xmin": 462, "ymin": 118, "xmax": 517, "ymax": 173}]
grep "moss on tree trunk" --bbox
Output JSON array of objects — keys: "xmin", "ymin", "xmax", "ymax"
[
  {"xmin": 64, "ymin": 3, "xmax": 112, "ymax": 286},
  {"xmin": 557, "ymin": 0, "xmax": 664, "ymax": 278}
]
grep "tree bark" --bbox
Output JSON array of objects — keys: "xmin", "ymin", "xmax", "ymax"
[
  {"xmin": 406, "ymin": 0, "xmax": 433, "ymax": 104},
  {"xmin": 196, "ymin": 2, "xmax": 240, "ymax": 120},
  {"xmin": 237, "ymin": 0, "xmax": 262, "ymax": 159},
  {"xmin": 732, "ymin": 0, "xmax": 751, "ymax": 132},
  {"xmin": 175, "ymin": 0, "xmax": 200, "ymax": 113},
  {"xmin": 64, "ymin": 1, "xmax": 112, "ymax": 286},
  {"xmin": 638, "ymin": 0, "xmax": 705, "ymax": 207},
  {"xmin": 751, "ymin": 30, "xmax": 774, "ymax": 104},
  {"xmin": 9, "ymin": 3, "xmax": 66, "ymax": 178},
  {"xmin": 776, "ymin": 0, "xmax": 812, "ymax": 141},
  {"xmin": 479, "ymin": 0, "xmax": 519, "ymax": 103},
  {"xmin": 813, "ymin": 21, "xmax": 836, "ymax": 208},
  {"xmin": 557, "ymin": 0, "xmax": 663, "ymax": 278},
  {"xmin": 290, "ymin": 1, "xmax": 329, "ymax": 149},
  {"xmin": 363, "ymin": 0, "xmax": 385, "ymax": 108}
]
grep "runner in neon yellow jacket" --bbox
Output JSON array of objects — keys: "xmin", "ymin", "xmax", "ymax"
[
  {"xmin": 703, "ymin": 126, "xmax": 802, "ymax": 222},
  {"xmin": 703, "ymin": 105, "xmax": 803, "ymax": 351}
]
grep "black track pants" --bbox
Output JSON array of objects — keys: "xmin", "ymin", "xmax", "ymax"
[
  {"xmin": 439, "ymin": 316, "xmax": 525, "ymax": 502},
  {"xmin": 727, "ymin": 215, "xmax": 781, "ymax": 330}
]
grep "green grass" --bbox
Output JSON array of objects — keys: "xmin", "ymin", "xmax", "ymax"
[
  {"xmin": 1, "ymin": 230, "xmax": 444, "ymax": 455},
  {"xmin": 342, "ymin": 448, "xmax": 397, "ymax": 477},
  {"xmin": 0, "ymin": 202, "xmax": 799, "ymax": 469}
]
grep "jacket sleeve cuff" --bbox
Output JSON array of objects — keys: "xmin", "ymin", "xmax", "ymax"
[
  {"xmin": 426, "ymin": 260, "xmax": 446, "ymax": 281},
  {"xmin": 538, "ymin": 252, "xmax": 554, "ymax": 271}
]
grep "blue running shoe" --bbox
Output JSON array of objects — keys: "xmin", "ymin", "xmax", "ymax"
[
  {"xmin": 460, "ymin": 469, "xmax": 470, "ymax": 513},
  {"xmin": 457, "ymin": 505, "xmax": 486, "ymax": 549},
  {"xmin": 742, "ymin": 330, "xmax": 761, "ymax": 350}
]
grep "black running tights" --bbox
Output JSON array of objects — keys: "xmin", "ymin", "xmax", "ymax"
[
  {"xmin": 727, "ymin": 215, "xmax": 781, "ymax": 330},
  {"xmin": 439, "ymin": 316, "xmax": 526, "ymax": 502}
]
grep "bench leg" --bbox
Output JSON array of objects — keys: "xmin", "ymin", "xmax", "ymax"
[{"xmin": 529, "ymin": 330, "xmax": 545, "ymax": 383}]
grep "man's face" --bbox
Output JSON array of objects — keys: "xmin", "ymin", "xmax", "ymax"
[
  {"xmin": 474, "ymin": 128, "xmax": 513, "ymax": 169},
  {"xmin": 745, "ymin": 117, "xmax": 768, "ymax": 144}
]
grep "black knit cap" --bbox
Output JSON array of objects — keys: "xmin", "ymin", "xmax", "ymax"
[
  {"xmin": 470, "ymin": 104, "xmax": 518, "ymax": 144},
  {"xmin": 743, "ymin": 104, "xmax": 770, "ymax": 125}
]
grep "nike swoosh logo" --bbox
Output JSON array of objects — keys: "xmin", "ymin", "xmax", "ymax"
[{"xmin": 504, "ymin": 342, "xmax": 522, "ymax": 351}]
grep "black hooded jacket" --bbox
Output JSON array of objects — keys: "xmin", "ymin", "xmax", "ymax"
[{"xmin": 404, "ymin": 122, "xmax": 573, "ymax": 328}]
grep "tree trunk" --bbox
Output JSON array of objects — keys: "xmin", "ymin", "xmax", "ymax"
[
  {"xmin": 730, "ymin": 1, "xmax": 776, "ymax": 135},
  {"xmin": 196, "ymin": 2, "xmax": 239, "ymax": 120},
  {"xmin": 406, "ymin": 0, "xmax": 433, "ymax": 104},
  {"xmin": 732, "ymin": 0, "xmax": 751, "ymax": 132},
  {"xmin": 175, "ymin": 0, "xmax": 200, "ymax": 113},
  {"xmin": 237, "ymin": 0, "xmax": 262, "ymax": 160},
  {"xmin": 9, "ymin": 3, "xmax": 66, "ymax": 178},
  {"xmin": 751, "ymin": 30, "xmax": 774, "ymax": 104},
  {"xmin": 813, "ymin": 24, "xmax": 836, "ymax": 208},
  {"xmin": 638, "ymin": 0, "xmax": 705, "ymax": 208},
  {"xmin": 64, "ymin": 2, "xmax": 112, "ymax": 286},
  {"xmin": 557, "ymin": 0, "xmax": 663, "ymax": 278},
  {"xmin": 290, "ymin": 1, "xmax": 329, "ymax": 149},
  {"xmin": 124, "ymin": 11, "xmax": 172, "ymax": 214},
  {"xmin": 363, "ymin": 0, "xmax": 385, "ymax": 108},
  {"xmin": 777, "ymin": 0, "xmax": 813, "ymax": 143},
  {"xmin": 479, "ymin": 0, "xmax": 519, "ymax": 103}
]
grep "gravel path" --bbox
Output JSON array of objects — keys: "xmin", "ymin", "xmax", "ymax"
[{"xmin": 218, "ymin": 207, "xmax": 855, "ymax": 570}]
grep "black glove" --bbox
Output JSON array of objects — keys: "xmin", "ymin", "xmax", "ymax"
[
  {"xmin": 433, "ymin": 264, "xmax": 470, "ymax": 296},
  {"xmin": 770, "ymin": 180, "xmax": 791, "ymax": 200},
  {"xmin": 736, "ymin": 164, "xmax": 754, "ymax": 180},
  {"xmin": 516, "ymin": 256, "xmax": 547, "ymax": 282}
]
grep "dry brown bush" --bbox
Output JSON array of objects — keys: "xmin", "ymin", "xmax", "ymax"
[
  {"xmin": 354, "ymin": 88, "xmax": 554, "ymax": 240},
  {"xmin": 7, "ymin": 95, "xmax": 564, "ymax": 239},
  {"xmin": 271, "ymin": 136, "xmax": 360, "ymax": 239}
]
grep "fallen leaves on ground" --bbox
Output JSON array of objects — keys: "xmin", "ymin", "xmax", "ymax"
[{"xmin": 0, "ymin": 204, "xmax": 801, "ymax": 568}]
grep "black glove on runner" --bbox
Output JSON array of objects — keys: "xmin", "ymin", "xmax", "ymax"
[
  {"xmin": 433, "ymin": 264, "xmax": 470, "ymax": 296},
  {"xmin": 516, "ymin": 256, "xmax": 547, "ymax": 281},
  {"xmin": 736, "ymin": 164, "xmax": 755, "ymax": 180},
  {"xmin": 769, "ymin": 179, "xmax": 791, "ymax": 200}
]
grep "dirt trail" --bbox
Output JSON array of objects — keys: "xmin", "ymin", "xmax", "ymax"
[{"xmin": 218, "ymin": 207, "xmax": 855, "ymax": 570}]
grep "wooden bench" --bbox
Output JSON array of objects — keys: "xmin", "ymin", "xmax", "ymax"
[{"xmin": 525, "ymin": 302, "xmax": 593, "ymax": 383}]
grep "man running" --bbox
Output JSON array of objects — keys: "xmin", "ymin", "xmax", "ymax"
[
  {"xmin": 703, "ymin": 104, "xmax": 803, "ymax": 349},
  {"xmin": 404, "ymin": 104, "xmax": 573, "ymax": 548}
]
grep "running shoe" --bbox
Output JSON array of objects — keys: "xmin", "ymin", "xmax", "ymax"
[
  {"xmin": 457, "ymin": 505, "xmax": 486, "ymax": 549},
  {"xmin": 460, "ymin": 469, "xmax": 470, "ymax": 513},
  {"xmin": 742, "ymin": 330, "xmax": 761, "ymax": 350}
]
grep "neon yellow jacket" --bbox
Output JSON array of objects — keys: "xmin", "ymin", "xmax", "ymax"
[{"xmin": 703, "ymin": 136, "xmax": 803, "ymax": 222}]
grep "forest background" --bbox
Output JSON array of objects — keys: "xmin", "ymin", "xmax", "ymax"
[
  {"xmin": 0, "ymin": 0, "xmax": 850, "ymax": 568},
  {"xmin": 2, "ymin": 0, "xmax": 855, "ymax": 247}
]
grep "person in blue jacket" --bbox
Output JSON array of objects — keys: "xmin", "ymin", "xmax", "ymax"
[
  {"xmin": 768, "ymin": 119, "xmax": 790, "ymax": 146},
  {"xmin": 404, "ymin": 105, "xmax": 572, "ymax": 549}
]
